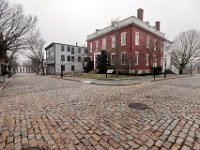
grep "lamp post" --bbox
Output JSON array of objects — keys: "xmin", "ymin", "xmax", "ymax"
[
  {"xmin": 164, "ymin": 56, "xmax": 167, "ymax": 78},
  {"xmin": 60, "ymin": 61, "xmax": 63, "ymax": 78},
  {"xmin": 106, "ymin": 53, "xmax": 109, "ymax": 78},
  {"xmin": 74, "ymin": 56, "xmax": 78, "ymax": 77}
]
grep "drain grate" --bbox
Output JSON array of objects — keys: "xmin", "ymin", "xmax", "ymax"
[{"xmin": 128, "ymin": 103, "xmax": 148, "ymax": 110}]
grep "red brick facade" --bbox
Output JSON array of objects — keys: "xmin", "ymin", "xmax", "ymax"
[{"xmin": 87, "ymin": 9, "xmax": 166, "ymax": 73}]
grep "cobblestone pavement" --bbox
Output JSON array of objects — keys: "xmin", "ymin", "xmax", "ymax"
[{"xmin": 0, "ymin": 74, "xmax": 200, "ymax": 150}]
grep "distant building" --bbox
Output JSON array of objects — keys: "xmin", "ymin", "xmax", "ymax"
[
  {"xmin": 87, "ymin": 8, "xmax": 167, "ymax": 74},
  {"xmin": 45, "ymin": 43, "xmax": 87, "ymax": 74}
]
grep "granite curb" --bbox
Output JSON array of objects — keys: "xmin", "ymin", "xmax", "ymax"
[{"xmin": 0, "ymin": 75, "xmax": 14, "ymax": 91}]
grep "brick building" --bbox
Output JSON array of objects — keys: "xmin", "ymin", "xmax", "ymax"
[{"xmin": 87, "ymin": 8, "xmax": 166, "ymax": 74}]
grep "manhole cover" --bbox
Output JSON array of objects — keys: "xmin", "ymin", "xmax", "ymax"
[
  {"xmin": 23, "ymin": 148, "xmax": 42, "ymax": 150},
  {"xmin": 128, "ymin": 103, "xmax": 148, "ymax": 110}
]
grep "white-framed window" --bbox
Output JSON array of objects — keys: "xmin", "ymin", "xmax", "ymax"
[
  {"xmin": 121, "ymin": 32, "xmax": 126, "ymax": 46},
  {"xmin": 146, "ymin": 53, "xmax": 149, "ymax": 66},
  {"xmin": 95, "ymin": 41, "xmax": 99, "ymax": 51},
  {"xmin": 61, "ymin": 45, "xmax": 65, "ymax": 51},
  {"xmin": 61, "ymin": 55, "xmax": 65, "ymax": 61},
  {"xmin": 135, "ymin": 32, "xmax": 140, "ymax": 46},
  {"xmin": 161, "ymin": 42, "xmax": 164, "ymax": 52},
  {"xmin": 121, "ymin": 52, "xmax": 126, "ymax": 65},
  {"xmin": 111, "ymin": 53, "xmax": 116, "ymax": 65},
  {"xmin": 89, "ymin": 43, "xmax": 92, "ymax": 52},
  {"xmin": 102, "ymin": 38, "xmax": 106, "ymax": 50},
  {"xmin": 154, "ymin": 39, "xmax": 157, "ymax": 50},
  {"xmin": 153, "ymin": 55, "xmax": 157, "ymax": 67},
  {"xmin": 111, "ymin": 35, "xmax": 116, "ymax": 48},
  {"xmin": 146, "ymin": 36, "xmax": 150, "ymax": 49},
  {"xmin": 134, "ymin": 51, "xmax": 139, "ymax": 65}
]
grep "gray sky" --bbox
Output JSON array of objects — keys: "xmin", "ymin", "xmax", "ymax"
[{"xmin": 11, "ymin": 0, "xmax": 200, "ymax": 47}]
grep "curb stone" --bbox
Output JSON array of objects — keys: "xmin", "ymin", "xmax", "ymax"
[{"xmin": 0, "ymin": 75, "xmax": 14, "ymax": 91}]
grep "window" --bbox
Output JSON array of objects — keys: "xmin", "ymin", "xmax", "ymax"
[
  {"xmin": 135, "ymin": 32, "xmax": 140, "ymax": 46},
  {"xmin": 71, "ymin": 65, "xmax": 74, "ymax": 71},
  {"xmin": 121, "ymin": 52, "xmax": 126, "ymax": 65},
  {"xmin": 95, "ymin": 41, "xmax": 99, "ymax": 51},
  {"xmin": 78, "ymin": 48, "xmax": 81, "ymax": 53},
  {"xmin": 102, "ymin": 38, "xmax": 106, "ymax": 50},
  {"xmin": 67, "ymin": 56, "xmax": 70, "ymax": 61},
  {"xmin": 71, "ymin": 56, "xmax": 74, "ymax": 62},
  {"xmin": 67, "ymin": 46, "xmax": 70, "ymax": 52},
  {"xmin": 161, "ymin": 42, "xmax": 164, "ymax": 52},
  {"xmin": 146, "ymin": 36, "xmax": 150, "ymax": 49},
  {"xmin": 111, "ymin": 53, "xmax": 116, "ymax": 65},
  {"xmin": 61, "ymin": 45, "xmax": 65, "ymax": 51},
  {"xmin": 89, "ymin": 43, "xmax": 92, "ymax": 52},
  {"xmin": 146, "ymin": 53, "xmax": 149, "ymax": 66},
  {"xmin": 134, "ymin": 51, "xmax": 139, "ymax": 65},
  {"xmin": 71, "ymin": 47, "xmax": 75, "ymax": 54},
  {"xmin": 111, "ymin": 35, "xmax": 116, "ymax": 48},
  {"xmin": 61, "ymin": 65, "xmax": 65, "ymax": 71},
  {"xmin": 85, "ymin": 48, "xmax": 88, "ymax": 53},
  {"xmin": 78, "ymin": 57, "xmax": 81, "ymax": 62},
  {"xmin": 121, "ymin": 32, "xmax": 126, "ymax": 46},
  {"xmin": 61, "ymin": 55, "xmax": 65, "ymax": 61},
  {"xmin": 154, "ymin": 39, "xmax": 157, "ymax": 50},
  {"xmin": 153, "ymin": 55, "xmax": 157, "ymax": 67}
]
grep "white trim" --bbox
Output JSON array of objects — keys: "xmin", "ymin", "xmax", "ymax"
[
  {"xmin": 89, "ymin": 43, "xmax": 92, "ymax": 52},
  {"xmin": 121, "ymin": 52, "xmax": 126, "ymax": 65},
  {"xmin": 87, "ymin": 16, "xmax": 165, "ymax": 41},
  {"xmin": 134, "ymin": 51, "xmax": 139, "ymax": 65},
  {"xmin": 111, "ymin": 53, "xmax": 116, "ymax": 65},
  {"xmin": 121, "ymin": 32, "xmax": 126, "ymax": 46},
  {"xmin": 111, "ymin": 35, "xmax": 116, "ymax": 48},
  {"xmin": 135, "ymin": 32, "xmax": 140, "ymax": 46},
  {"xmin": 146, "ymin": 53, "xmax": 149, "ymax": 66},
  {"xmin": 146, "ymin": 36, "xmax": 150, "ymax": 49},
  {"xmin": 102, "ymin": 38, "xmax": 106, "ymax": 50},
  {"xmin": 95, "ymin": 41, "xmax": 99, "ymax": 51}
]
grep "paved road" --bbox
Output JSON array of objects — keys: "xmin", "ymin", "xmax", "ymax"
[{"xmin": 0, "ymin": 74, "xmax": 200, "ymax": 150}]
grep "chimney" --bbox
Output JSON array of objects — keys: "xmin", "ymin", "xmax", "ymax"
[
  {"xmin": 155, "ymin": 21, "xmax": 160, "ymax": 31},
  {"xmin": 137, "ymin": 8, "xmax": 144, "ymax": 21},
  {"xmin": 76, "ymin": 42, "xmax": 78, "ymax": 46}
]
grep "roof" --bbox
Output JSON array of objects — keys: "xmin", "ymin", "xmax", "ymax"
[
  {"xmin": 45, "ymin": 42, "xmax": 87, "ymax": 51},
  {"xmin": 87, "ymin": 16, "xmax": 166, "ymax": 41}
]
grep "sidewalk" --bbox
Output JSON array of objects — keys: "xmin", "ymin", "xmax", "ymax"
[
  {"xmin": 47, "ymin": 74, "xmax": 192, "ymax": 86},
  {"xmin": 0, "ymin": 75, "xmax": 13, "ymax": 91}
]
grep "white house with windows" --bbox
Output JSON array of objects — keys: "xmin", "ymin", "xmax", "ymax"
[{"xmin": 45, "ymin": 43, "xmax": 87, "ymax": 74}]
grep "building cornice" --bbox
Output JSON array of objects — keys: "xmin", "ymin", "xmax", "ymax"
[
  {"xmin": 45, "ymin": 42, "xmax": 87, "ymax": 51},
  {"xmin": 87, "ymin": 16, "xmax": 165, "ymax": 41}
]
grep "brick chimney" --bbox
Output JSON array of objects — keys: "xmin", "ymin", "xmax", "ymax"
[
  {"xmin": 155, "ymin": 21, "xmax": 160, "ymax": 31},
  {"xmin": 137, "ymin": 8, "xmax": 144, "ymax": 21}
]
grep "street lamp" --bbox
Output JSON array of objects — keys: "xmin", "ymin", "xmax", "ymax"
[
  {"xmin": 164, "ymin": 56, "xmax": 167, "ymax": 78},
  {"xmin": 60, "ymin": 61, "xmax": 63, "ymax": 78}
]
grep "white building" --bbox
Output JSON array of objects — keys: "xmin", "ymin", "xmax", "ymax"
[{"xmin": 45, "ymin": 43, "xmax": 87, "ymax": 74}]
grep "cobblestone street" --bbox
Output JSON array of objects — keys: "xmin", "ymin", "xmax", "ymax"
[{"xmin": 0, "ymin": 74, "xmax": 200, "ymax": 150}]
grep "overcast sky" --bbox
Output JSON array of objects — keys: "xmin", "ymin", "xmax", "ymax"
[{"xmin": 11, "ymin": 0, "xmax": 200, "ymax": 47}]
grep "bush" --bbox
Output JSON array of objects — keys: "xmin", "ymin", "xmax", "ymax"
[
  {"xmin": 84, "ymin": 59, "xmax": 94, "ymax": 72},
  {"xmin": 151, "ymin": 66, "xmax": 162, "ymax": 75}
]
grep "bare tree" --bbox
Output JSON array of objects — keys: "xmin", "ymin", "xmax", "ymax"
[
  {"xmin": 171, "ymin": 29, "xmax": 200, "ymax": 74},
  {"xmin": 0, "ymin": 0, "xmax": 37, "ymax": 74},
  {"xmin": 26, "ymin": 31, "xmax": 46, "ymax": 75}
]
